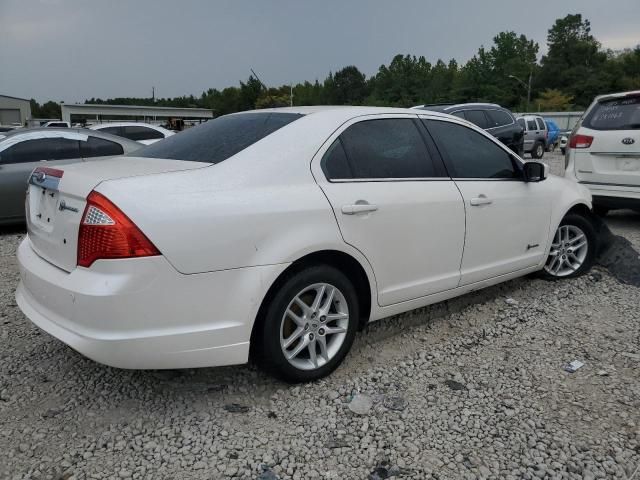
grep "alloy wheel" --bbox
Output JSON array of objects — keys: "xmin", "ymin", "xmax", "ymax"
[
  {"xmin": 544, "ymin": 225, "xmax": 589, "ymax": 277},
  {"xmin": 280, "ymin": 283, "xmax": 349, "ymax": 371}
]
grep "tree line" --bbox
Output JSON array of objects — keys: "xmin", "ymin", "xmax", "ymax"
[{"xmin": 31, "ymin": 14, "xmax": 640, "ymax": 120}]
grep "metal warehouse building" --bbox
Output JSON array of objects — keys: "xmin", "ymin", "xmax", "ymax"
[{"xmin": 0, "ymin": 94, "xmax": 32, "ymax": 125}]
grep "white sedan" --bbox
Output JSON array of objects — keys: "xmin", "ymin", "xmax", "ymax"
[
  {"xmin": 16, "ymin": 107, "xmax": 597, "ymax": 382},
  {"xmin": 88, "ymin": 122, "xmax": 174, "ymax": 145}
]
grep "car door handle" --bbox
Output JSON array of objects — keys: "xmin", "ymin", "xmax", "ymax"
[
  {"xmin": 470, "ymin": 195, "xmax": 493, "ymax": 206},
  {"xmin": 341, "ymin": 203, "xmax": 378, "ymax": 215}
]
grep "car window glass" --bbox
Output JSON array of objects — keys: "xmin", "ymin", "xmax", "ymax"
[
  {"xmin": 99, "ymin": 126, "xmax": 122, "ymax": 136},
  {"xmin": 337, "ymin": 118, "xmax": 437, "ymax": 179},
  {"xmin": 451, "ymin": 111, "xmax": 466, "ymax": 119},
  {"xmin": 463, "ymin": 110, "xmax": 489, "ymax": 129},
  {"xmin": 122, "ymin": 126, "xmax": 164, "ymax": 141},
  {"xmin": 526, "ymin": 119, "xmax": 537, "ymax": 130},
  {"xmin": 0, "ymin": 137, "xmax": 80, "ymax": 164},
  {"xmin": 80, "ymin": 136, "xmax": 124, "ymax": 157},
  {"xmin": 424, "ymin": 119, "xmax": 518, "ymax": 179},
  {"xmin": 135, "ymin": 112, "xmax": 303, "ymax": 163},
  {"xmin": 486, "ymin": 110, "xmax": 513, "ymax": 127},
  {"xmin": 583, "ymin": 95, "xmax": 640, "ymax": 130},
  {"xmin": 536, "ymin": 118, "xmax": 546, "ymax": 130},
  {"xmin": 323, "ymin": 139, "xmax": 353, "ymax": 179},
  {"xmin": 517, "ymin": 118, "xmax": 525, "ymax": 129}
]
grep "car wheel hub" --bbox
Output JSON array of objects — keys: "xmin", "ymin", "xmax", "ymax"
[
  {"xmin": 280, "ymin": 282, "xmax": 349, "ymax": 371},
  {"xmin": 544, "ymin": 225, "xmax": 588, "ymax": 277}
]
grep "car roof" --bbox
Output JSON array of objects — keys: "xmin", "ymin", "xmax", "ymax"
[
  {"xmin": 413, "ymin": 102, "xmax": 504, "ymax": 112},
  {"xmin": 230, "ymin": 105, "xmax": 458, "ymax": 122},
  {"xmin": 594, "ymin": 89, "xmax": 640, "ymax": 103},
  {"xmin": 90, "ymin": 122, "xmax": 167, "ymax": 129},
  {"xmin": 0, "ymin": 127, "xmax": 142, "ymax": 149}
]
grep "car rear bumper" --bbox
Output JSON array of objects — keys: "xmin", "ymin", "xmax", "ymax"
[
  {"xmin": 16, "ymin": 237, "xmax": 288, "ymax": 369},
  {"xmin": 579, "ymin": 182, "xmax": 640, "ymax": 209}
]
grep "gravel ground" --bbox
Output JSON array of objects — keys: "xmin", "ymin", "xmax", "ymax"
[{"xmin": 1, "ymin": 167, "xmax": 639, "ymax": 479}]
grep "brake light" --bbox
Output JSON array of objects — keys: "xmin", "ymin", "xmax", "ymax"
[
  {"xmin": 77, "ymin": 191, "xmax": 159, "ymax": 268},
  {"xmin": 569, "ymin": 134, "xmax": 594, "ymax": 149}
]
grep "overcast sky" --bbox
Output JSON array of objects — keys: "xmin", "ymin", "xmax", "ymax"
[{"xmin": 1, "ymin": 0, "xmax": 639, "ymax": 103}]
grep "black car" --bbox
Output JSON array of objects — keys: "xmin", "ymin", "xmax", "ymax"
[{"xmin": 413, "ymin": 103, "xmax": 525, "ymax": 156}]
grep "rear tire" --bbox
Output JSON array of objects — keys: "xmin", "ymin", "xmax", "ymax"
[
  {"xmin": 531, "ymin": 141, "xmax": 545, "ymax": 159},
  {"xmin": 540, "ymin": 213, "xmax": 597, "ymax": 280},
  {"xmin": 255, "ymin": 265, "xmax": 359, "ymax": 383},
  {"xmin": 560, "ymin": 147, "xmax": 566, "ymax": 155}
]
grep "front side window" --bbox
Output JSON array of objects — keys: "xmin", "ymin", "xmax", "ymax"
[
  {"xmin": 424, "ymin": 120, "xmax": 519, "ymax": 179},
  {"xmin": 80, "ymin": 136, "xmax": 124, "ymax": 157},
  {"xmin": 526, "ymin": 119, "xmax": 537, "ymax": 131},
  {"xmin": 122, "ymin": 126, "xmax": 164, "ymax": 141},
  {"xmin": 135, "ymin": 112, "xmax": 303, "ymax": 163},
  {"xmin": 325, "ymin": 118, "xmax": 438, "ymax": 180},
  {"xmin": 0, "ymin": 137, "xmax": 80, "ymax": 164},
  {"xmin": 486, "ymin": 109, "xmax": 513, "ymax": 128},
  {"xmin": 464, "ymin": 110, "xmax": 489, "ymax": 129}
]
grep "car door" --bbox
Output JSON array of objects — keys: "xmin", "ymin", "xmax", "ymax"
[
  {"xmin": 0, "ymin": 136, "xmax": 81, "ymax": 221},
  {"xmin": 312, "ymin": 115, "xmax": 466, "ymax": 306},
  {"xmin": 422, "ymin": 117, "xmax": 551, "ymax": 285},
  {"xmin": 524, "ymin": 118, "xmax": 539, "ymax": 151}
]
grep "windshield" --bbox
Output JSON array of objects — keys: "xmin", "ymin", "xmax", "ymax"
[
  {"xmin": 583, "ymin": 95, "xmax": 640, "ymax": 130},
  {"xmin": 133, "ymin": 112, "xmax": 304, "ymax": 163}
]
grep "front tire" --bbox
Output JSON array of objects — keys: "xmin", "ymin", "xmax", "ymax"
[
  {"xmin": 255, "ymin": 265, "xmax": 359, "ymax": 382},
  {"xmin": 541, "ymin": 214, "xmax": 597, "ymax": 279},
  {"xmin": 531, "ymin": 141, "xmax": 545, "ymax": 159}
]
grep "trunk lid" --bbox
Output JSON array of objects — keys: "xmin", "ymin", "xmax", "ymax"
[{"xmin": 26, "ymin": 157, "xmax": 207, "ymax": 272}]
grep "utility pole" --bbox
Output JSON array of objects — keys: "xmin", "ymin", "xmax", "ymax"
[
  {"xmin": 508, "ymin": 73, "xmax": 532, "ymax": 112},
  {"xmin": 250, "ymin": 69, "xmax": 267, "ymax": 91},
  {"xmin": 290, "ymin": 84, "xmax": 293, "ymax": 107},
  {"xmin": 152, "ymin": 86, "xmax": 155, "ymax": 103}
]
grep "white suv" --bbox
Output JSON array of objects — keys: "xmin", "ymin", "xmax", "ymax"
[{"xmin": 565, "ymin": 90, "xmax": 640, "ymax": 215}]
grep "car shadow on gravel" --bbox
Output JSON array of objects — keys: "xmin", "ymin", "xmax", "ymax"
[{"xmin": 595, "ymin": 215, "xmax": 640, "ymax": 287}]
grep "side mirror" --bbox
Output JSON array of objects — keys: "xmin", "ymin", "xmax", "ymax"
[{"xmin": 523, "ymin": 161, "xmax": 547, "ymax": 182}]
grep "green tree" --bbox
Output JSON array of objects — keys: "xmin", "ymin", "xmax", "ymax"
[
  {"xmin": 533, "ymin": 89, "xmax": 574, "ymax": 111},
  {"xmin": 539, "ymin": 14, "xmax": 610, "ymax": 107},
  {"xmin": 330, "ymin": 66, "xmax": 368, "ymax": 104}
]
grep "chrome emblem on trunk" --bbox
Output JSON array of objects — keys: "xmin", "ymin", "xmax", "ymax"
[
  {"xmin": 622, "ymin": 137, "xmax": 635, "ymax": 145},
  {"xmin": 33, "ymin": 172, "xmax": 46, "ymax": 183}
]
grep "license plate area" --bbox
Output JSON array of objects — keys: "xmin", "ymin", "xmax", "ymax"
[{"xmin": 29, "ymin": 185, "xmax": 59, "ymax": 231}]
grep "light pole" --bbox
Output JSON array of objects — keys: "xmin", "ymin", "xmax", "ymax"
[{"xmin": 508, "ymin": 73, "xmax": 532, "ymax": 112}]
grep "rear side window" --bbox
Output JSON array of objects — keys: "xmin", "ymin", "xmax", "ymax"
[
  {"xmin": 526, "ymin": 119, "xmax": 537, "ymax": 131},
  {"xmin": 122, "ymin": 126, "xmax": 164, "ymax": 141},
  {"xmin": 424, "ymin": 120, "xmax": 518, "ymax": 179},
  {"xmin": 326, "ymin": 118, "xmax": 438, "ymax": 180},
  {"xmin": 80, "ymin": 136, "xmax": 124, "ymax": 157},
  {"xmin": 464, "ymin": 110, "xmax": 489, "ymax": 129},
  {"xmin": 486, "ymin": 109, "xmax": 513, "ymax": 127},
  {"xmin": 451, "ymin": 111, "xmax": 466, "ymax": 120},
  {"xmin": 583, "ymin": 96, "xmax": 640, "ymax": 130},
  {"xmin": 135, "ymin": 112, "xmax": 303, "ymax": 163},
  {"xmin": 536, "ymin": 118, "xmax": 546, "ymax": 130},
  {"xmin": 0, "ymin": 137, "xmax": 80, "ymax": 164},
  {"xmin": 98, "ymin": 126, "xmax": 123, "ymax": 136}
]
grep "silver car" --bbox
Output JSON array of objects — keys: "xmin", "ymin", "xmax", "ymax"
[{"xmin": 0, "ymin": 128, "xmax": 141, "ymax": 225}]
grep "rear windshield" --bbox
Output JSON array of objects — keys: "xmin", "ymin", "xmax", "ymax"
[
  {"xmin": 583, "ymin": 95, "xmax": 640, "ymax": 130},
  {"xmin": 134, "ymin": 112, "xmax": 303, "ymax": 163}
]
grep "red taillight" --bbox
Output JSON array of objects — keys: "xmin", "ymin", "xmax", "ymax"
[
  {"xmin": 569, "ymin": 134, "xmax": 594, "ymax": 149},
  {"xmin": 33, "ymin": 166, "xmax": 64, "ymax": 178},
  {"xmin": 77, "ymin": 191, "xmax": 160, "ymax": 268}
]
